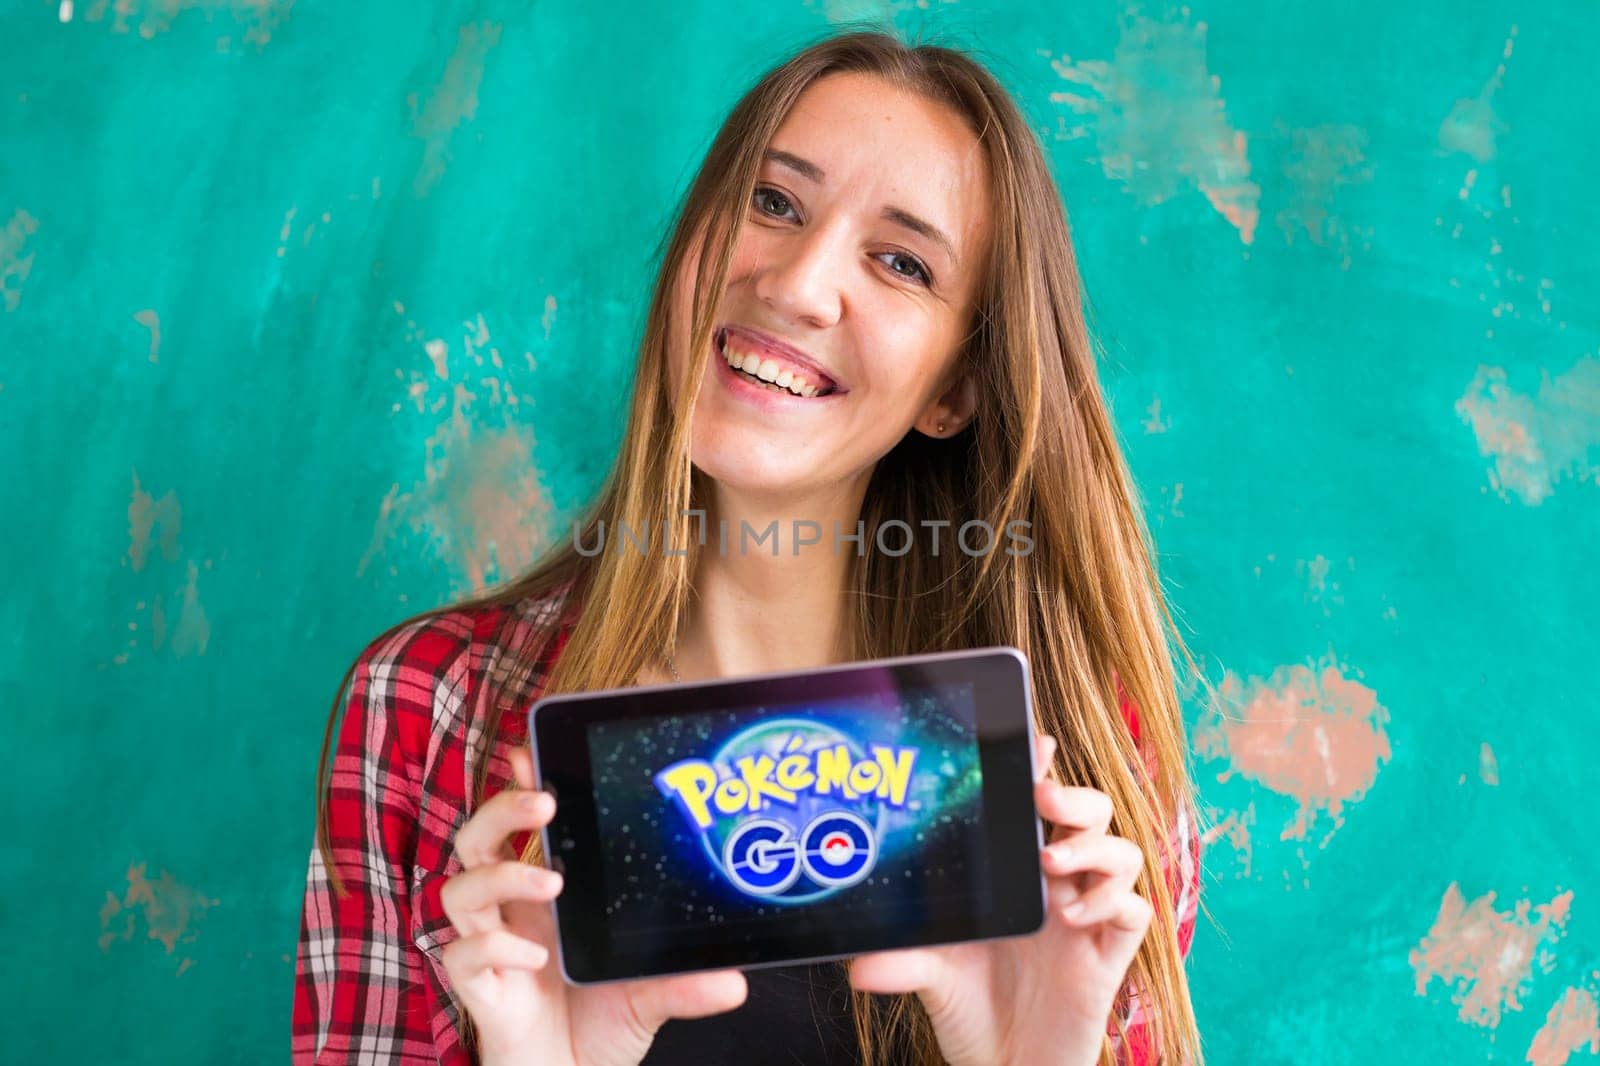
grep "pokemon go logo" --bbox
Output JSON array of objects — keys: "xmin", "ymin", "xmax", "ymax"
[
  {"xmin": 721, "ymin": 811, "xmax": 875, "ymax": 895},
  {"xmin": 654, "ymin": 718, "xmax": 919, "ymax": 903}
]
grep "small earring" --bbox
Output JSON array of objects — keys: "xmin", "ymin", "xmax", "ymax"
[{"xmin": 936, "ymin": 421, "xmax": 947, "ymax": 434}]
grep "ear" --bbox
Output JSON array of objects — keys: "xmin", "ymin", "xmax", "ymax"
[{"xmin": 914, "ymin": 367, "xmax": 978, "ymax": 439}]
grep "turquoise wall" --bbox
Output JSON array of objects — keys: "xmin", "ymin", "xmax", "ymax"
[{"xmin": 4, "ymin": 1, "xmax": 1597, "ymax": 1062}]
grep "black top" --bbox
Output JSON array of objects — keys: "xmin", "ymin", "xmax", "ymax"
[{"xmin": 641, "ymin": 962, "xmax": 864, "ymax": 1065}]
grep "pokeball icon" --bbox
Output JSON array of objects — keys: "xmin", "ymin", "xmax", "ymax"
[
  {"xmin": 820, "ymin": 833, "xmax": 853, "ymax": 860},
  {"xmin": 802, "ymin": 811, "xmax": 875, "ymax": 886}
]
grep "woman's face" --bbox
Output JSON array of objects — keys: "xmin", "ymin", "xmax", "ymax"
[{"xmin": 668, "ymin": 70, "xmax": 992, "ymax": 502}]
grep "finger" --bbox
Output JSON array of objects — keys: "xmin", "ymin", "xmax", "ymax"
[
  {"xmin": 848, "ymin": 947, "xmax": 951, "ymax": 995},
  {"xmin": 441, "ymin": 861, "xmax": 564, "ymax": 937},
  {"xmin": 1061, "ymin": 880, "xmax": 1155, "ymax": 934},
  {"xmin": 1046, "ymin": 875, "xmax": 1081, "ymax": 913},
  {"xmin": 626, "ymin": 970, "xmax": 748, "ymax": 1028},
  {"xmin": 454, "ymin": 788, "xmax": 557, "ymax": 869},
  {"xmin": 1041, "ymin": 833, "xmax": 1144, "ymax": 882},
  {"xmin": 1033, "ymin": 733, "xmax": 1058, "ymax": 782},
  {"xmin": 1035, "ymin": 779, "xmax": 1113, "ymax": 835},
  {"xmin": 509, "ymin": 745, "xmax": 536, "ymax": 790},
  {"xmin": 440, "ymin": 926, "xmax": 551, "ymax": 979}
]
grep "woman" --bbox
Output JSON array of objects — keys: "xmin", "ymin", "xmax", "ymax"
[{"xmin": 295, "ymin": 28, "xmax": 1205, "ymax": 1066}]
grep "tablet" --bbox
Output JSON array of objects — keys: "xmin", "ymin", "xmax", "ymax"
[{"xmin": 527, "ymin": 645, "xmax": 1046, "ymax": 985}]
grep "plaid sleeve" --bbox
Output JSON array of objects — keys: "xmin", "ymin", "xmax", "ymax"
[
  {"xmin": 292, "ymin": 618, "xmax": 474, "ymax": 1065},
  {"xmin": 1107, "ymin": 682, "xmax": 1204, "ymax": 1065}
]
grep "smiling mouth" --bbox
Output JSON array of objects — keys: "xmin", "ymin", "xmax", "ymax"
[{"xmin": 716, "ymin": 328, "xmax": 840, "ymax": 398}]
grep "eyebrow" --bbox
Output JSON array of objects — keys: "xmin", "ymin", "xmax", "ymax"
[{"xmin": 763, "ymin": 148, "xmax": 960, "ymax": 268}]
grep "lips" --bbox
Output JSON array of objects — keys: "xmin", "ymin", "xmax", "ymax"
[{"xmin": 716, "ymin": 324, "xmax": 844, "ymax": 395}]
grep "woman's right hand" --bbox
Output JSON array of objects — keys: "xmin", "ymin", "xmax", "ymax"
[{"xmin": 439, "ymin": 745, "xmax": 749, "ymax": 1066}]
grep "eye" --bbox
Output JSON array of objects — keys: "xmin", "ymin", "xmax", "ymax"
[
  {"xmin": 877, "ymin": 250, "xmax": 933, "ymax": 288},
  {"xmin": 752, "ymin": 185, "xmax": 799, "ymax": 222},
  {"xmin": 753, "ymin": 185, "xmax": 933, "ymax": 288}
]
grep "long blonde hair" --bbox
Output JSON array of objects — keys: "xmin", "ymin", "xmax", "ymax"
[{"xmin": 315, "ymin": 26, "xmax": 1209, "ymax": 1065}]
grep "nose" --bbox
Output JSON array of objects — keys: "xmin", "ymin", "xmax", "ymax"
[{"xmin": 750, "ymin": 217, "xmax": 847, "ymax": 329}]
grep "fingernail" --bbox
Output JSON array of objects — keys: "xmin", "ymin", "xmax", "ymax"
[
  {"xmin": 1064, "ymin": 901, "xmax": 1086, "ymax": 920},
  {"xmin": 520, "ymin": 792, "xmax": 541, "ymax": 811},
  {"xmin": 1052, "ymin": 844, "xmax": 1072, "ymax": 867}
]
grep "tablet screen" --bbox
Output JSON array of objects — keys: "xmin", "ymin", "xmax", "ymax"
[{"xmin": 586, "ymin": 681, "xmax": 990, "ymax": 953}]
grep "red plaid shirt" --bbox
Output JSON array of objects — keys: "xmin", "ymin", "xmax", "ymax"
[{"xmin": 293, "ymin": 588, "xmax": 1201, "ymax": 1063}]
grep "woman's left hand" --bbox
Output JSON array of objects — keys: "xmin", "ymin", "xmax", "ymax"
[{"xmin": 848, "ymin": 733, "xmax": 1153, "ymax": 1066}]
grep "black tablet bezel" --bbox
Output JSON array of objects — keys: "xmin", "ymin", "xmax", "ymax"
[{"xmin": 528, "ymin": 645, "xmax": 1045, "ymax": 985}]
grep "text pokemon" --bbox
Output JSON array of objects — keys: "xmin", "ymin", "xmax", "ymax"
[
  {"xmin": 654, "ymin": 723, "xmax": 920, "ymax": 901},
  {"xmin": 656, "ymin": 737, "xmax": 919, "ymax": 830}
]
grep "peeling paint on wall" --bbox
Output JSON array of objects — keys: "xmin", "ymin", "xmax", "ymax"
[
  {"xmin": 67, "ymin": 0, "xmax": 295, "ymax": 48},
  {"xmin": 1455, "ymin": 355, "xmax": 1600, "ymax": 505},
  {"xmin": 1, "ymin": 208, "xmax": 39, "ymax": 312},
  {"xmin": 1480, "ymin": 742, "xmax": 1500, "ymax": 786},
  {"xmin": 1411, "ymin": 883, "xmax": 1574, "ymax": 1029},
  {"xmin": 1142, "ymin": 394, "xmax": 1171, "ymax": 434},
  {"xmin": 806, "ymin": 0, "xmax": 958, "ymax": 24},
  {"xmin": 410, "ymin": 21, "xmax": 504, "ymax": 197},
  {"xmin": 165, "ymin": 558, "xmax": 212, "ymax": 657},
  {"xmin": 541, "ymin": 294, "xmax": 558, "ymax": 343},
  {"xmin": 1438, "ymin": 25, "xmax": 1517, "ymax": 163},
  {"xmin": 1195, "ymin": 655, "xmax": 1390, "ymax": 848},
  {"xmin": 127, "ymin": 471, "xmax": 182, "ymax": 573},
  {"xmin": 1043, "ymin": 13, "xmax": 1260, "ymax": 243},
  {"xmin": 133, "ymin": 309, "xmax": 161, "ymax": 363},
  {"xmin": 1274, "ymin": 123, "xmax": 1373, "ymax": 268},
  {"xmin": 98, "ymin": 861, "xmax": 219, "ymax": 975},
  {"xmin": 1295, "ymin": 553, "xmax": 1354, "ymax": 615},
  {"xmin": 1526, "ymin": 987, "xmax": 1600, "ymax": 1066},
  {"xmin": 117, "ymin": 473, "xmax": 212, "ymax": 663},
  {"xmin": 358, "ymin": 313, "xmax": 553, "ymax": 597}
]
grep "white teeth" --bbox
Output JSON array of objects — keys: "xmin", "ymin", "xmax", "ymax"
[{"xmin": 717, "ymin": 333, "xmax": 829, "ymax": 398}]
